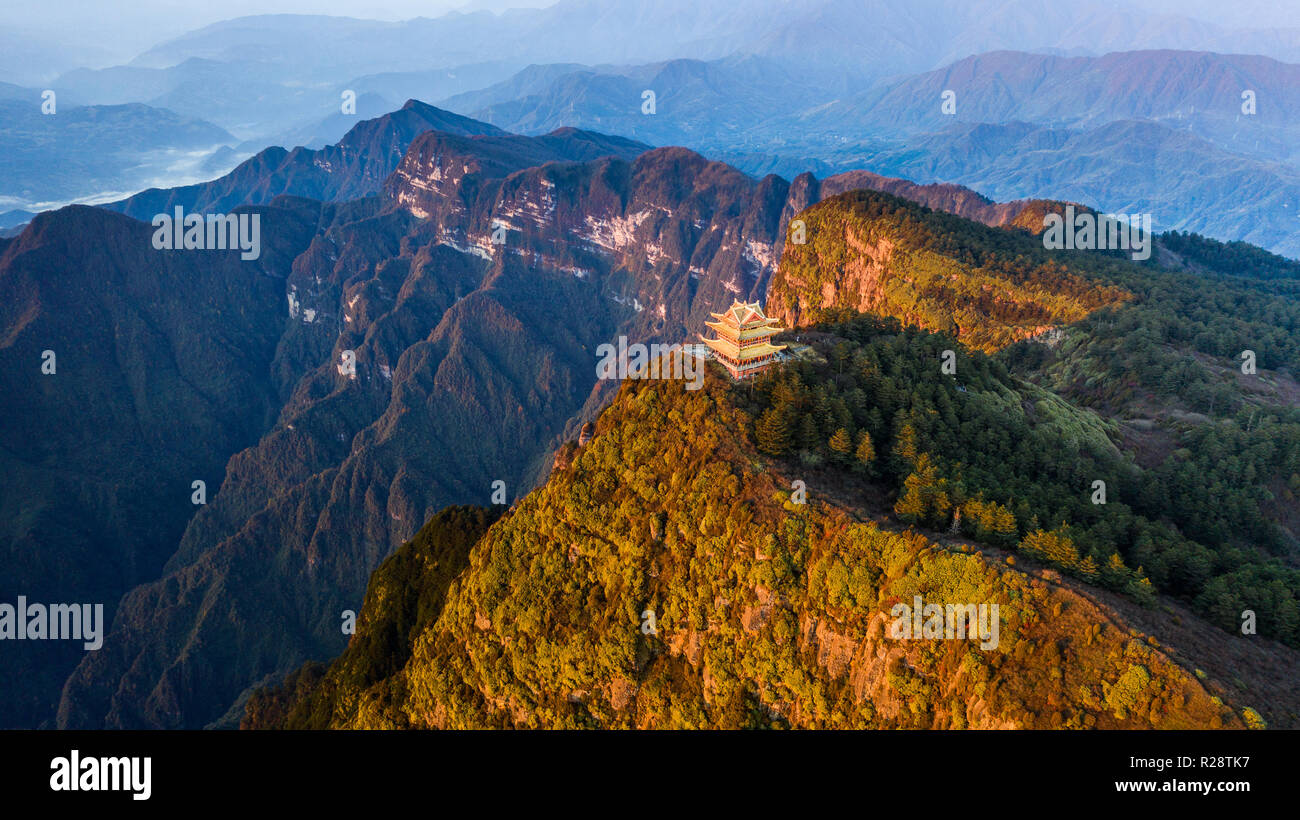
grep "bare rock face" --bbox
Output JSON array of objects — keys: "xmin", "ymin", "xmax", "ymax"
[
  {"xmin": 552, "ymin": 442, "xmax": 579, "ymax": 472},
  {"xmin": 767, "ymin": 188, "xmax": 1130, "ymax": 353}
]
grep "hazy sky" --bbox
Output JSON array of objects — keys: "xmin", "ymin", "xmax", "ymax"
[
  {"xmin": 0, "ymin": 1, "xmax": 556, "ymax": 67},
  {"xmin": 3, "ymin": 0, "xmax": 1299, "ymax": 74}
]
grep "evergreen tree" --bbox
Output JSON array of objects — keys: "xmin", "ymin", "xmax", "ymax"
[
  {"xmin": 756, "ymin": 408, "xmax": 792, "ymax": 456},
  {"xmin": 855, "ymin": 430, "xmax": 876, "ymax": 470},
  {"xmin": 828, "ymin": 427, "xmax": 853, "ymax": 463},
  {"xmin": 797, "ymin": 413, "xmax": 820, "ymax": 452},
  {"xmin": 893, "ymin": 422, "xmax": 919, "ymax": 469}
]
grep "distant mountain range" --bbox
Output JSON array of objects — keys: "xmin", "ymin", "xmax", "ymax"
[
  {"xmin": 104, "ymin": 100, "xmax": 509, "ymax": 221},
  {"xmin": 118, "ymin": 2, "xmax": 1300, "ymax": 90},
  {"xmin": 4, "ymin": 3, "xmax": 1298, "ymax": 261},
  {"xmin": 431, "ymin": 49, "xmax": 1300, "ymax": 258},
  {"xmin": 439, "ymin": 55, "xmax": 829, "ymax": 150},
  {"xmin": 0, "ymin": 97, "xmax": 233, "ymax": 211},
  {"xmin": 835, "ymin": 119, "xmax": 1300, "ymax": 259},
  {"xmin": 67, "ymin": 2, "xmax": 1299, "ymax": 151}
]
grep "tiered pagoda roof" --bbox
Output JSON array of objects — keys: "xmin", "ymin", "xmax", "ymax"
[{"xmin": 700, "ymin": 300, "xmax": 786, "ymax": 379}]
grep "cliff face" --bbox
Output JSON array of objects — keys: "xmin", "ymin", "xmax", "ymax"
[
  {"xmin": 767, "ymin": 189, "xmax": 1130, "ymax": 352},
  {"xmin": 245, "ymin": 373, "xmax": 1248, "ymax": 730},
  {"xmin": 387, "ymin": 142, "xmax": 793, "ymax": 342},
  {"xmin": 383, "ymin": 138, "xmax": 1081, "ymax": 357}
]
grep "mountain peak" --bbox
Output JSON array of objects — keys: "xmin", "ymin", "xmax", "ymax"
[{"xmin": 244, "ymin": 364, "xmax": 1262, "ymax": 729}]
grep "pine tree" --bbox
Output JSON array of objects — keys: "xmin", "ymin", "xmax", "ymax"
[
  {"xmin": 797, "ymin": 413, "xmax": 820, "ymax": 452},
  {"xmin": 756, "ymin": 408, "xmax": 792, "ymax": 456},
  {"xmin": 828, "ymin": 427, "xmax": 853, "ymax": 463},
  {"xmin": 894, "ymin": 453, "xmax": 951, "ymax": 527},
  {"xmin": 813, "ymin": 387, "xmax": 834, "ymax": 434},
  {"xmin": 855, "ymin": 430, "xmax": 876, "ymax": 470},
  {"xmin": 893, "ymin": 422, "xmax": 919, "ymax": 467},
  {"xmin": 1020, "ymin": 527, "xmax": 1080, "ymax": 568},
  {"xmin": 772, "ymin": 378, "xmax": 801, "ymax": 411}
]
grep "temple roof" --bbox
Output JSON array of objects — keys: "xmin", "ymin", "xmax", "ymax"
[
  {"xmin": 704, "ymin": 319, "xmax": 782, "ymax": 341},
  {"xmin": 707, "ymin": 300, "xmax": 783, "ymax": 331}
]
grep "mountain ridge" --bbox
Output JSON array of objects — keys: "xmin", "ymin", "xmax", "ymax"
[{"xmin": 244, "ymin": 367, "xmax": 1290, "ymax": 729}]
